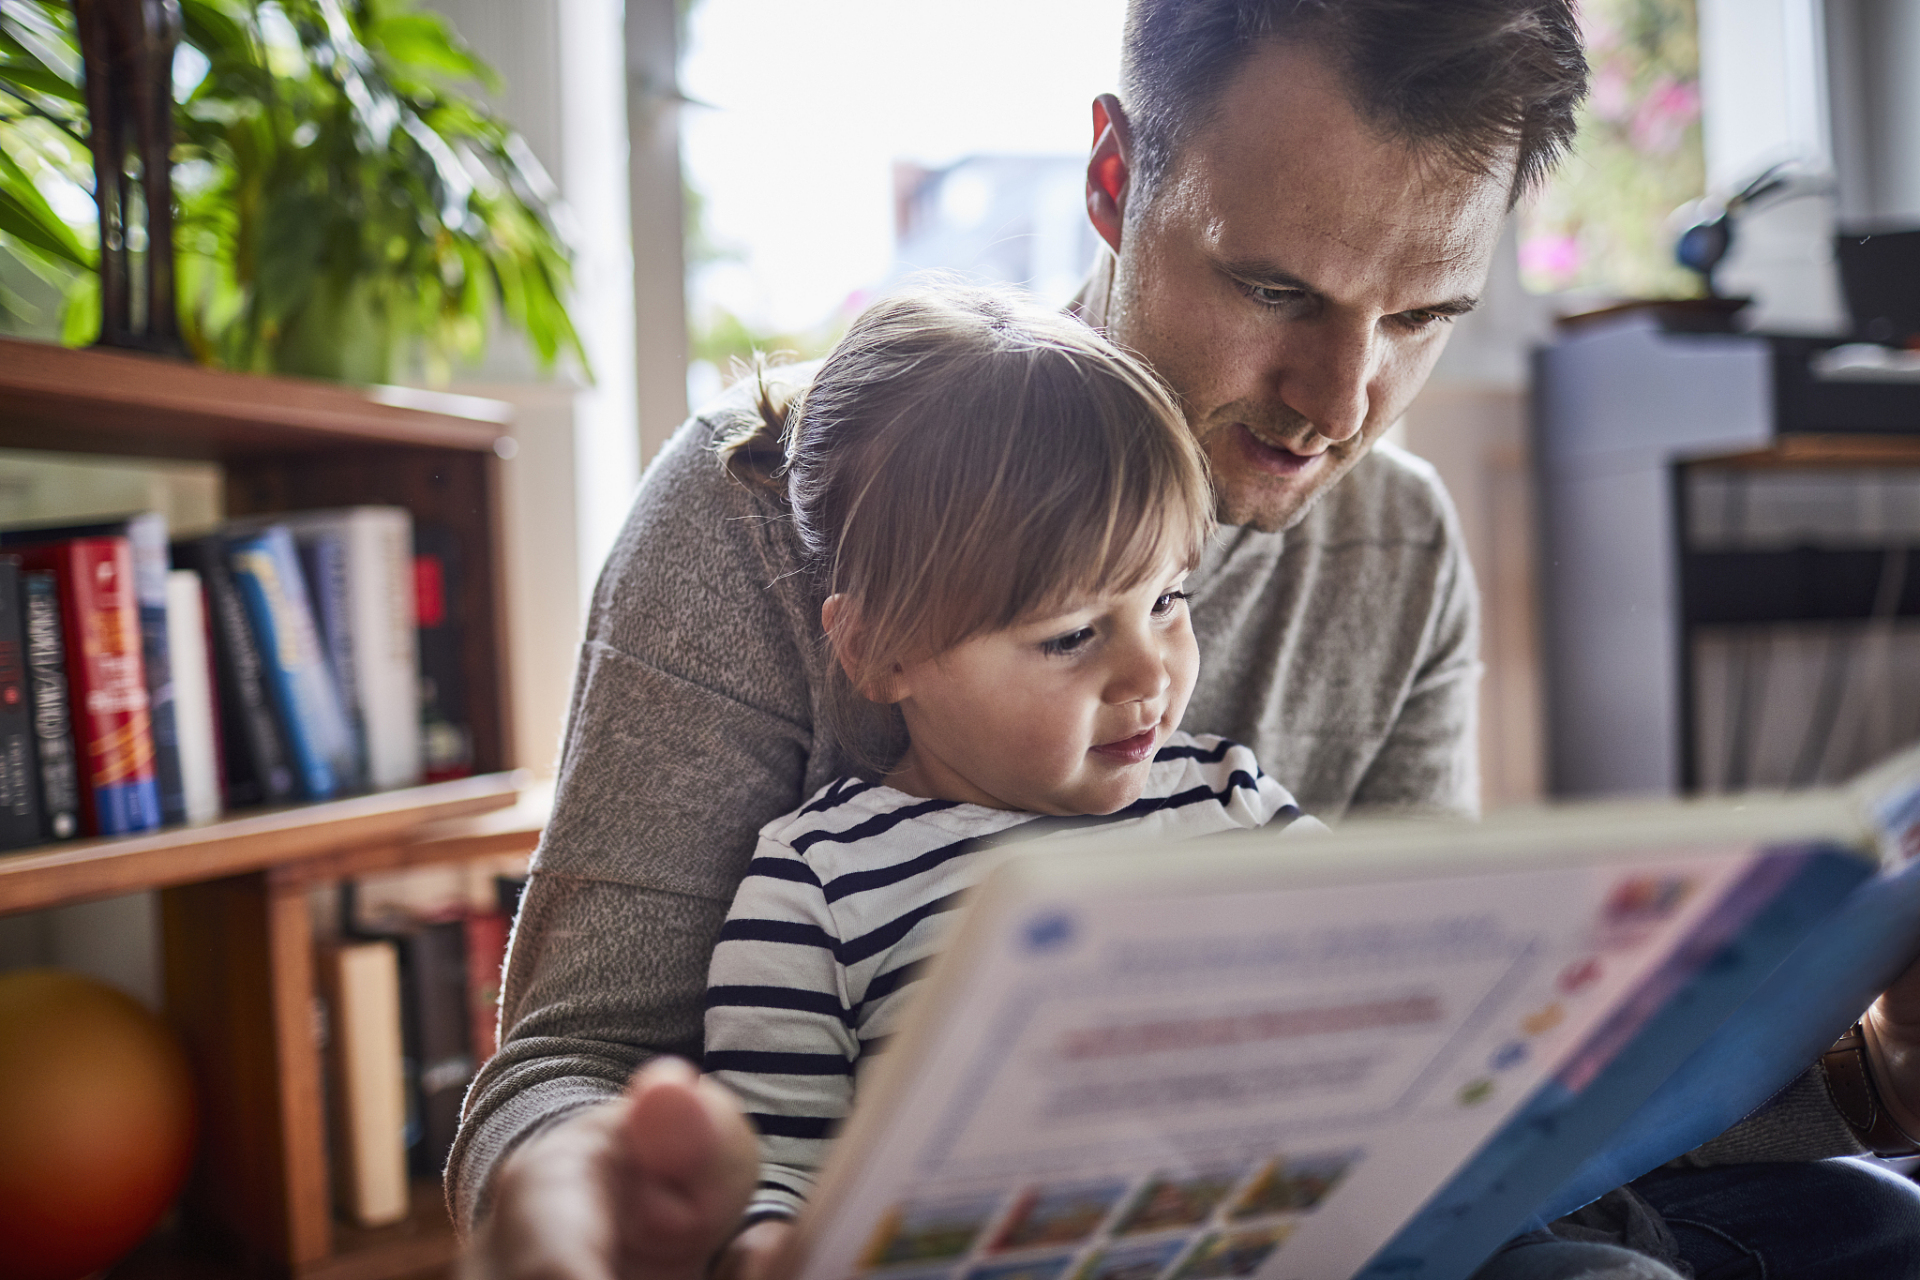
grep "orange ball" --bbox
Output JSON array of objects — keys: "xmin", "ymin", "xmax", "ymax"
[{"xmin": 0, "ymin": 970, "xmax": 197, "ymax": 1280}]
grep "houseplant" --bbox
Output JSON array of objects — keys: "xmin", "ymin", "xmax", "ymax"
[{"xmin": 0, "ymin": 0, "xmax": 584, "ymax": 383}]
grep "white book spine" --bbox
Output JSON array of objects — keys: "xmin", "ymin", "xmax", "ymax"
[
  {"xmin": 355, "ymin": 510, "xmax": 424, "ymax": 789},
  {"xmin": 164, "ymin": 570, "xmax": 223, "ymax": 824},
  {"xmin": 283, "ymin": 508, "xmax": 424, "ymax": 789},
  {"xmin": 326, "ymin": 940, "xmax": 410, "ymax": 1227}
]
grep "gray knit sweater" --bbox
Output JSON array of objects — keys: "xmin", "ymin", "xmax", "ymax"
[{"xmin": 447, "ymin": 380, "xmax": 1864, "ymax": 1234}]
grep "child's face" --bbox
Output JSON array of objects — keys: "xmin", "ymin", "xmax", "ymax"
[{"xmin": 885, "ymin": 547, "xmax": 1199, "ymax": 816}]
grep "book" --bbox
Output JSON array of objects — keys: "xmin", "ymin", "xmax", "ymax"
[
  {"xmin": 2, "ymin": 513, "xmax": 187, "ymax": 824},
  {"xmin": 778, "ymin": 750, "xmax": 1920, "ymax": 1280},
  {"xmin": 385, "ymin": 919, "xmax": 474, "ymax": 1179},
  {"xmin": 14, "ymin": 538, "xmax": 161, "ymax": 836},
  {"xmin": 413, "ymin": 523, "xmax": 472, "ymax": 782},
  {"xmin": 464, "ymin": 910, "xmax": 511, "ymax": 1065},
  {"xmin": 0, "ymin": 558, "xmax": 43, "ymax": 848},
  {"xmin": 299, "ymin": 530, "xmax": 362, "ymax": 790},
  {"xmin": 226, "ymin": 525, "xmax": 359, "ymax": 801},
  {"xmin": 165, "ymin": 570, "xmax": 223, "ymax": 825},
  {"xmin": 319, "ymin": 939, "xmax": 411, "ymax": 1228},
  {"xmin": 172, "ymin": 535, "xmax": 297, "ymax": 808},
  {"xmin": 276, "ymin": 507, "xmax": 422, "ymax": 792},
  {"xmin": 21, "ymin": 570, "xmax": 80, "ymax": 841}
]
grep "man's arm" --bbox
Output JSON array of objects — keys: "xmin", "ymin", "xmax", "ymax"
[{"xmin": 449, "ymin": 402, "xmax": 836, "ymax": 1233}]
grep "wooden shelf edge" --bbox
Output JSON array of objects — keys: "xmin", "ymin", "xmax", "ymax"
[
  {"xmin": 302, "ymin": 1181, "xmax": 460, "ymax": 1280},
  {"xmin": 283, "ymin": 779, "xmax": 552, "ymax": 884},
  {"xmin": 0, "ymin": 337, "xmax": 511, "ymax": 460},
  {"xmin": 0, "ymin": 773, "xmax": 527, "ymax": 914},
  {"xmin": 106, "ymin": 1181, "xmax": 461, "ymax": 1280},
  {"xmin": 1692, "ymin": 433, "xmax": 1920, "ymax": 468}
]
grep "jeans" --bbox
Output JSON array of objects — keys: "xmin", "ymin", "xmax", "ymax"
[
  {"xmin": 1469, "ymin": 1159, "xmax": 1920, "ymax": 1280},
  {"xmin": 1633, "ymin": 1157, "xmax": 1920, "ymax": 1279},
  {"xmin": 1470, "ymin": 1240, "xmax": 1685, "ymax": 1280}
]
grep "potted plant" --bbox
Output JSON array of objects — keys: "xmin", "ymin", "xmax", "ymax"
[{"xmin": 0, "ymin": 0, "xmax": 583, "ymax": 383}]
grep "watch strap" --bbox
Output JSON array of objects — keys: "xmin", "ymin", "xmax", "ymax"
[{"xmin": 1821, "ymin": 1020, "xmax": 1920, "ymax": 1158}]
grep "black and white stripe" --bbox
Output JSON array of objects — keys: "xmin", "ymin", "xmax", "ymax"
[{"xmin": 702, "ymin": 731, "xmax": 1317, "ymax": 1221}]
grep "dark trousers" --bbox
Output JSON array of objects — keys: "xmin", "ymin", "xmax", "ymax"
[
  {"xmin": 1634, "ymin": 1157, "xmax": 1920, "ymax": 1278},
  {"xmin": 1472, "ymin": 1159, "xmax": 1920, "ymax": 1279}
]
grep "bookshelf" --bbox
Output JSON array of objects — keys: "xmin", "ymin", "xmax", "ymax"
[
  {"xmin": 1534, "ymin": 317, "xmax": 1920, "ymax": 798},
  {"xmin": 0, "ymin": 336, "xmax": 552, "ymax": 1278}
]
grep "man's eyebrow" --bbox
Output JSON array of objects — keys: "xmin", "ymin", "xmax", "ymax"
[
  {"xmin": 1414, "ymin": 295, "xmax": 1481, "ymax": 316},
  {"xmin": 1220, "ymin": 259, "xmax": 1480, "ymax": 317},
  {"xmin": 1220, "ymin": 261, "xmax": 1319, "ymax": 294}
]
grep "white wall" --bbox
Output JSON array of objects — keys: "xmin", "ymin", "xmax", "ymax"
[
  {"xmin": 1828, "ymin": 0, "xmax": 1920, "ymax": 224},
  {"xmin": 421, "ymin": 0, "xmax": 670, "ymax": 776}
]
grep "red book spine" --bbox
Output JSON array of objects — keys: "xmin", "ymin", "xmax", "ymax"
[
  {"xmin": 463, "ymin": 911, "xmax": 511, "ymax": 1065},
  {"xmin": 17, "ymin": 538, "xmax": 160, "ymax": 836}
]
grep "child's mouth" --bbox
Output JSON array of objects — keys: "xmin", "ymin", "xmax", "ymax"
[{"xmin": 1090, "ymin": 728, "xmax": 1159, "ymax": 764}]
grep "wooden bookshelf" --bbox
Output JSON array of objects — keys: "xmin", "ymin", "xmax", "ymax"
[
  {"xmin": 0, "ymin": 337, "xmax": 547, "ymax": 1279},
  {"xmin": 0, "ymin": 773, "xmax": 524, "ymax": 914}
]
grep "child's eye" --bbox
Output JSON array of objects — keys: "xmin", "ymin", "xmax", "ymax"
[
  {"xmin": 1041, "ymin": 627, "xmax": 1095, "ymax": 657},
  {"xmin": 1152, "ymin": 590, "xmax": 1191, "ymax": 617}
]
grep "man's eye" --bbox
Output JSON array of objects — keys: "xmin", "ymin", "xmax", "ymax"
[
  {"xmin": 1042, "ymin": 627, "xmax": 1095, "ymax": 657},
  {"xmin": 1397, "ymin": 309, "xmax": 1455, "ymax": 330},
  {"xmin": 1240, "ymin": 282, "xmax": 1305, "ymax": 308},
  {"xmin": 1152, "ymin": 590, "xmax": 1191, "ymax": 617}
]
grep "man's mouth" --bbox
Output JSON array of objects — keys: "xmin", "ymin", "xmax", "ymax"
[
  {"xmin": 1231, "ymin": 423, "xmax": 1325, "ymax": 478},
  {"xmin": 1090, "ymin": 728, "xmax": 1159, "ymax": 764}
]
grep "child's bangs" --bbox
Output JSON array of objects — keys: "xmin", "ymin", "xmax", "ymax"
[{"xmin": 870, "ymin": 357, "xmax": 1214, "ymax": 658}]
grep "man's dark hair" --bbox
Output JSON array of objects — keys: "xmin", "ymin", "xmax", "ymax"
[{"xmin": 1119, "ymin": 0, "xmax": 1588, "ymax": 206}]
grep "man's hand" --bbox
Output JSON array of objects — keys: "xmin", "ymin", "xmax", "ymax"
[
  {"xmin": 466, "ymin": 1057, "xmax": 762, "ymax": 1280},
  {"xmin": 714, "ymin": 1220, "xmax": 797, "ymax": 1280},
  {"xmin": 1865, "ymin": 957, "xmax": 1920, "ymax": 1140}
]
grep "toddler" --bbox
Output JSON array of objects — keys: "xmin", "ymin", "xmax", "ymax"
[{"xmin": 701, "ymin": 283, "xmax": 1323, "ymax": 1252}]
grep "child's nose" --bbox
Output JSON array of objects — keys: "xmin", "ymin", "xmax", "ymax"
[{"xmin": 1104, "ymin": 635, "xmax": 1172, "ymax": 705}]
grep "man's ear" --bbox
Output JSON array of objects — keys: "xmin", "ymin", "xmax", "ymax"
[
  {"xmin": 823, "ymin": 593, "xmax": 906, "ymax": 704},
  {"xmin": 1087, "ymin": 93, "xmax": 1133, "ymax": 256}
]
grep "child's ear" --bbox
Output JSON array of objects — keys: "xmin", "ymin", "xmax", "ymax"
[{"xmin": 823, "ymin": 594, "xmax": 903, "ymax": 704}]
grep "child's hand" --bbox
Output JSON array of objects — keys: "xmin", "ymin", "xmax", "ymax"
[{"xmin": 467, "ymin": 1056, "xmax": 761, "ymax": 1280}]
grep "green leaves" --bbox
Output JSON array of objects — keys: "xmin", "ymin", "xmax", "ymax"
[
  {"xmin": 0, "ymin": 0, "xmax": 584, "ymax": 383},
  {"xmin": 0, "ymin": 142, "xmax": 89, "ymax": 269}
]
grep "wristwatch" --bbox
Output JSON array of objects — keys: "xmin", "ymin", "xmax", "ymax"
[{"xmin": 1822, "ymin": 1019, "xmax": 1920, "ymax": 1158}]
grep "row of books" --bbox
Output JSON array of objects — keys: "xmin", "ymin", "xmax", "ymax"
[
  {"xmin": 318, "ymin": 865, "xmax": 527, "ymax": 1227},
  {"xmin": 0, "ymin": 507, "xmax": 473, "ymax": 847}
]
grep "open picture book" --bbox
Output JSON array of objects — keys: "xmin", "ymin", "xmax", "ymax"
[{"xmin": 772, "ymin": 746, "xmax": 1920, "ymax": 1280}]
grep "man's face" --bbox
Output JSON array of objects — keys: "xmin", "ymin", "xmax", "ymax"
[{"xmin": 1099, "ymin": 40, "xmax": 1513, "ymax": 532}]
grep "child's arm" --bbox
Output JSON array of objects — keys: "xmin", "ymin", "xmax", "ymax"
[{"xmin": 706, "ymin": 833, "xmax": 863, "ymax": 1226}]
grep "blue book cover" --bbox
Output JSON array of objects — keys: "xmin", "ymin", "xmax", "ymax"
[
  {"xmin": 228, "ymin": 526, "xmax": 360, "ymax": 800},
  {"xmin": 1358, "ymin": 846, "xmax": 1875, "ymax": 1278},
  {"xmin": 771, "ymin": 774, "xmax": 1918, "ymax": 1280}
]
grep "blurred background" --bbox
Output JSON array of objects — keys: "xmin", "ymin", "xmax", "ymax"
[{"xmin": 2, "ymin": 1, "xmax": 1919, "ymax": 1273}]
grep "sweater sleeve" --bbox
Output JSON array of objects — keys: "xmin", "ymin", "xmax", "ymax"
[
  {"xmin": 706, "ymin": 834, "xmax": 861, "ymax": 1222},
  {"xmin": 446, "ymin": 408, "xmax": 836, "ymax": 1234}
]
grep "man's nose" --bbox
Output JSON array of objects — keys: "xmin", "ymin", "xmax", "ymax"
[{"xmin": 1274, "ymin": 318, "xmax": 1374, "ymax": 443}]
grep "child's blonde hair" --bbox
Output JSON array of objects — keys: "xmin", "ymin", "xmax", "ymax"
[{"xmin": 721, "ymin": 282, "xmax": 1214, "ymax": 768}]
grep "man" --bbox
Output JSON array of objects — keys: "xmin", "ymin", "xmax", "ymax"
[{"xmin": 456, "ymin": 4, "xmax": 1920, "ymax": 1279}]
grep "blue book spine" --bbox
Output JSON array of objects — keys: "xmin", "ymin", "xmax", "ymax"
[
  {"xmin": 228, "ymin": 527, "xmax": 360, "ymax": 801},
  {"xmin": 299, "ymin": 532, "xmax": 367, "ymax": 790},
  {"xmin": 125, "ymin": 513, "xmax": 186, "ymax": 825}
]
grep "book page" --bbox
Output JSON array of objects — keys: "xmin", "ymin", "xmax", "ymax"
[{"xmin": 795, "ymin": 846, "xmax": 1771, "ymax": 1280}]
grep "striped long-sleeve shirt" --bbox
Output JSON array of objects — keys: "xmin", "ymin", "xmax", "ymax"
[{"xmin": 703, "ymin": 731, "xmax": 1321, "ymax": 1223}]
